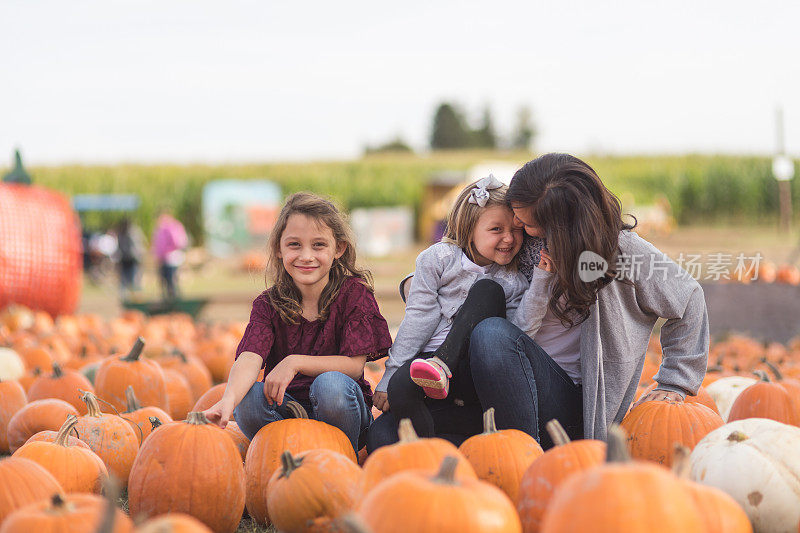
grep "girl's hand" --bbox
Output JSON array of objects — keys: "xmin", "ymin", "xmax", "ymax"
[
  {"xmin": 263, "ymin": 356, "xmax": 299, "ymax": 406},
  {"xmin": 372, "ymin": 391, "xmax": 390, "ymax": 412},
  {"xmin": 631, "ymin": 390, "xmax": 684, "ymax": 410},
  {"xmin": 538, "ymin": 251, "xmax": 554, "ymax": 272},
  {"xmin": 203, "ymin": 395, "xmax": 236, "ymax": 428}
]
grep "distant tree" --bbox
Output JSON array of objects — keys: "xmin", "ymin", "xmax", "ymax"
[
  {"xmin": 472, "ymin": 106, "xmax": 498, "ymax": 149},
  {"xmin": 430, "ymin": 103, "xmax": 471, "ymax": 150},
  {"xmin": 364, "ymin": 137, "xmax": 414, "ymax": 155},
  {"xmin": 511, "ymin": 106, "xmax": 537, "ymax": 151}
]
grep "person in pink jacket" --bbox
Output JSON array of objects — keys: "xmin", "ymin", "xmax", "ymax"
[{"xmin": 152, "ymin": 210, "xmax": 188, "ymax": 300}]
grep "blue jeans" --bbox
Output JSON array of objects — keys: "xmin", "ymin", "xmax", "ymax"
[
  {"xmin": 468, "ymin": 317, "xmax": 583, "ymax": 449},
  {"xmin": 233, "ymin": 371, "xmax": 372, "ymax": 452}
]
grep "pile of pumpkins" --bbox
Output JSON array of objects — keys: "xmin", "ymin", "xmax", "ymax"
[{"xmin": 2, "ymin": 305, "xmax": 800, "ymax": 532}]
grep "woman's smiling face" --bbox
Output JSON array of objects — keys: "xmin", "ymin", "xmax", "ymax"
[{"xmin": 512, "ymin": 206, "xmax": 545, "ymax": 238}]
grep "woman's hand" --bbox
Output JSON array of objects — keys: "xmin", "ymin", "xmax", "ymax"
[
  {"xmin": 631, "ymin": 390, "xmax": 684, "ymax": 409},
  {"xmin": 538, "ymin": 251, "xmax": 554, "ymax": 272},
  {"xmin": 263, "ymin": 356, "xmax": 299, "ymax": 406},
  {"xmin": 373, "ymin": 391, "xmax": 390, "ymax": 412},
  {"xmin": 203, "ymin": 395, "xmax": 236, "ymax": 428}
]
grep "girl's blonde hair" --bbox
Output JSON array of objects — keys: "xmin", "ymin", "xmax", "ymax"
[
  {"xmin": 442, "ymin": 179, "xmax": 513, "ymax": 265},
  {"xmin": 266, "ymin": 192, "xmax": 372, "ymax": 324}
]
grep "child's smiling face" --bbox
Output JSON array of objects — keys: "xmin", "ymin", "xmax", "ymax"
[
  {"xmin": 279, "ymin": 213, "xmax": 345, "ymax": 292},
  {"xmin": 470, "ymin": 206, "xmax": 523, "ymax": 266}
]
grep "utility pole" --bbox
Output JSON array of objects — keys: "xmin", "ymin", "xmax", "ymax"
[{"xmin": 773, "ymin": 107, "xmax": 794, "ymax": 232}]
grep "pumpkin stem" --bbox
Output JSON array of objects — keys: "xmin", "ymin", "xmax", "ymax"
[
  {"xmin": 433, "ymin": 456, "xmax": 460, "ymax": 485},
  {"xmin": 122, "ymin": 337, "xmax": 145, "ymax": 362},
  {"xmin": 752, "ymin": 369, "xmax": 771, "ymax": 383},
  {"xmin": 51, "ymin": 361, "xmax": 63, "ymax": 379},
  {"xmin": 55, "ymin": 414, "xmax": 80, "ymax": 447},
  {"xmin": 124, "ymin": 386, "xmax": 141, "ymax": 412},
  {"xmin": 51, "ymin": 493, "xmax": 66, "ymax": 508},
  {"xmin": 279, "ymin": 450, "xmax": 304, "ymax": 478},
  {"xmin": 186, "ymin": 411, "xmax": 211, "ymax": 425},
  {"xmin": 761, "ymin": 359, "xmax": 784, "ymax": 381},
  {"xmin": 727, "ymin": 431, "xmax": 749, "ymax": 443},
  {"xmin": 397, "ymin": 419, "xmax": 419, "ymax": 443},
  {"xmin": 670, "ymin": 444, "xmax": 692, "ymax": 479},
  {"xmin": 482, "ymin": 408, "xmax": 498, "ymax": 434},
  {"xmin": 149, "ymin": 416, "xmax": 163, "ymax": 430},
  {"xmin": 546, "ymin": 419, "xmax": 571, "ymax": 446},
  {"xmin": 172, "ymin": 348, "xmax": 188, "ymax": 364},
  {"xmin": 605, "ymin": 425, "xmax": 631, "ymax": 463},
  {"xmin": 80, "ymin": 390, "xmax": 103, "ymax": 417}
]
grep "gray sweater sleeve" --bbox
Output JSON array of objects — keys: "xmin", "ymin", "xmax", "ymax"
[
  {"xmin": 509, "ymin": 267, "xmax": 553, "ymax": 338},
  {"xmin": 375, "ymin": 246, "xmax": 447, "ymax": 392},
  {"xmin": 626, "ymin": 234, "xmax": 709, "ymax": 397}
]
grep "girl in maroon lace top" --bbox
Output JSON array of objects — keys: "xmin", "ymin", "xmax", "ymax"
[{"xmin": 203, "ymin": 193, "xmax": 392, "ymax": 452}]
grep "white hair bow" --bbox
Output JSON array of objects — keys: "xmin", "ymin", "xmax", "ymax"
[{"xmin": 468, "ymin": 175, "xmax": 504, "ymax": 207}]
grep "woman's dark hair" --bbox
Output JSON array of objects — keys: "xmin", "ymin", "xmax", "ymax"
[{"xmin": 507, "ymin": 153, "xmax": 636, "ymax": 327}]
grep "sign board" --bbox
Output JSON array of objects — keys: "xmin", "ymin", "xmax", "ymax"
[
  {"xmin": 202, "ymin": 180, "xmax": 281, "ymax": 257},
  {"xmin": 350, "ymin": 206, "xmax": 414, "ymax": 257},
  {"xmin": 773, "ymin": 155, "xmax": 795, "ymax": 181}
]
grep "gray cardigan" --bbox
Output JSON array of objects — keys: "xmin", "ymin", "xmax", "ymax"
[
  {"xmin": 516, "ymin": 230, "xmax": 709, "ymax": 440},
  {"xmin": 376, "ymin": 242, "xmax": 528, "ymax": 392}
]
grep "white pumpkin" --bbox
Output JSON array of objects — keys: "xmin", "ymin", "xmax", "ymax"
[
  {"xmin": 690, "ymin": 418, "xmax": 800, "ymax": 533},
  {"xmin": 706, "ymin": 376, "xmax": 757, "ymax": 422},
  {"xmin": 0, "ymin": 347, "xmax": 25, "ymax": 381}
]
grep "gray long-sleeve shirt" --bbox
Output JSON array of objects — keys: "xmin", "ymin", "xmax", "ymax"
[
  {"xmin": 376, "ymin": 242, "xmax": 528, "ymax": 392},
  {"xmin": 515, "ymin": 230, "xmax": 709, "ymax": 440}
]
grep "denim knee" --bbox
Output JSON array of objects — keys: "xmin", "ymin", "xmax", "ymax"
[
  {"xmin": 233, "ymin": 382, "xmax": 279, "ymax": 440},
  {"xmin": 309, "ymin": 371, "xmax": 359, "ymax": 415},
  {"xmin": 470, "ymin": 317, "xmax": 517, "ymax": 356}
]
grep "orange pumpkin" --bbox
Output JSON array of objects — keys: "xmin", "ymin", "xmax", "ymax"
[
  {"xmin": 517, "ymin": 420, "xmax": 606, "ymax": 533},
  {"xmin": 74, "ymin": 391, "xmax": 140, "ymax": 488},
  {"xmin": 158, "ymin": 351, "xmax": 213, "ymax": 402},
  {"xmin": 94, "ymin": 338, "xmax": 169, "ymax": 413},
  {"xmin": 6, "ymin": 398, "xmax": 79, "ymax": 453},
  {"xmin": 135, "ymin": 513, "xmax": 213, "ymax": 533},
  {"xmin": 191, "ymin": 383, "xmax": 226, "ymax": 412},
  {"xmin": 267, "ymin": 449, "xmax": 363, "ymax": 533},
  {"xmin": 0, "ymin": 456, "xmax": 63, "ymax": 525},
  {"xmin": 620, "ymin": 400, "xmax": 723, "ymax": 466},
  {"xmin": 357, "ymin": 456, "xmax": 522, "ymax": 533},
  {"xmin": 162, "ymin": 368, "xmax": 193, "ymax": 420},
  {"xmin": 27, "ymin": 361, "xmax": 95, "ymax": 415},
  {"xmin": 0, "ymin": 493, "xmax": 132, "ymax": 533},
  {"xmin": 360, "ymin": 419, "xmax": 476, "ymax": 497},
  {"xmin": 458, "ymin": 408, "xmax": 543, "ymax": 504},
  {"xmin": 128, "ymin": 412, "xmax": 245, "ymax": 533},
  {"xmin": 728, "ymin": 370, "xmax": 800, "ymax": 426},
  {"xmin": 223, "ymin": 421, "xmax": 250, "ymax": 462},
  {"xmin": 540, "ymin": 426, "xmax": 705, "ymax": 533},
  {"xmin": 123, "ymin": 385, "xmax": 173, "ymax": 445},
  {"xmin": 12, "ymin": 414, "xmax": 108, "ymax": 494},
  {"xmin": 244, "ymin": 415, "xmax": 356, "ymax": 525},
  {"xmin": 15, "ymin": 367, "xmax": 42, "ymax": 392},
  {"xmin": 0, "ymin": 379, "xmax": 27, "ymax": 453}
]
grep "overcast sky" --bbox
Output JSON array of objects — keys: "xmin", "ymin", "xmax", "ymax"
[{"xmin": 2, "ymin": 0, "xmax": 799, "ymax": 165}]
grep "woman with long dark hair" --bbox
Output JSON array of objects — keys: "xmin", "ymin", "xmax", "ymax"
[{"xmin": 468, "ymin": 153, "xmax": 709, "ymax": 447}]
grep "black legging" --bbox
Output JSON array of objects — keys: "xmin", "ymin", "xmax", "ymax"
[{"xmin": 387, "ymin": 279, "xmax": 506, "ymax": 437}]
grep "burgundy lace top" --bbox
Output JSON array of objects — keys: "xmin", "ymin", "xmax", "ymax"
[{"xmin": 235, "ymin": 277, "xmax": 392, "ymax": 407}]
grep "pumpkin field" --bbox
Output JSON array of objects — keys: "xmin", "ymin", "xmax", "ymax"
[{"xmin": 1, "ymin": 302, "xmax": 800, "ymax": 533}]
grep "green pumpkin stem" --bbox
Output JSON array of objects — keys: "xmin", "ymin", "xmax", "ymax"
[
  {"xmin": 752, "ymin": 369, "xmax": 771, "ymax": 383},
  {"xmin": 605, "ymin": 425, "xmax": 631, "ymax": 463},
  {"xmin": 546, "ymin": 419, "xmax": 571, "ymax": 446},
  {"xmin": 55, "ymin": 414, "xmax": 80, "ymax": 447},
  {"xmin": 149, "ymin": 416, "xmax": 163, "ymax": 430},
  {"xmin": 433, "ymin": 456, "xmax": 460, "ymax": 485},
  {"xmin": 124, "ymin": 386, "xmax": 141, "ymax": 412},
  {"xmin": 122, "ymin": 337, "xmax": 146, "ymax": 362},
  {"xmin": 279, "ymin": 450, "xmax": 304, "ymax": 478},
  {"xmin": 727, "ymin": 431, "xmax": 749, "ymax": 443},
  {"xmin": 761, "ymin": 360, "xmax": 784, "ymax": 381},
  {"xmin": 186, "ymin": 411, "xmax": 210, "ymax": 425},
  {"xmin": 482, "ymin": 408, "xmax": 498, "ymax": 434},
  {"xmin": 397, "ymin": 419, "xmax": 419, "ymax": 443}
]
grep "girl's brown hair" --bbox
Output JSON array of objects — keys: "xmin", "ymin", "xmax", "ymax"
[
  {"xmin": 506, "ymin": 153, "xmax": 636, "ymax": 327},
  {"xmin": 442, "ymin": 179, "xmax": 513, "ymax": 266},
  {"xmin": 266, "ymin": 192, "xmax": 372, "ymax": 324}
]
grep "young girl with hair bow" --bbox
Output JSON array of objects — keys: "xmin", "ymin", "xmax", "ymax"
[{"xmin": 372, "ymin": 176, "xmax": 530, "ymax": 439}]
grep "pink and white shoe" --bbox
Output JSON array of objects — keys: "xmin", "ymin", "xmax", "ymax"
[{"xmin": 410, "ymin": 357, "xmax": 452, "ymax": 399}]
